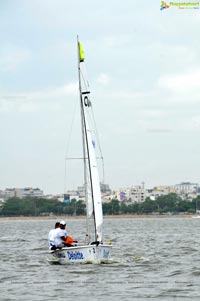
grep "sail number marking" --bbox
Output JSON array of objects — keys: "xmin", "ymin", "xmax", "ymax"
[{"xmin": 84, "ymin": 96, "xmax": 91, "ymax": 107}]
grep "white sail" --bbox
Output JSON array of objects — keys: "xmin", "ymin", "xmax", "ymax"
[
  {"xmin": 86, "ymin": 164, "xmax": 93, "ymax": 217},
  {"xmin": 84, "ymin": 115, "xmax": 103, "ymax": 242},
  {"xmin": 78, "ymin": 39, "xmax": 103, "ymax": 242}
]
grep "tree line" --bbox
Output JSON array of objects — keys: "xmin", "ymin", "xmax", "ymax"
[
  {"xmin": 0, "ymin": 193, "xmax": 199, "ymax": 216},
  {"xmin": 0, "ymin": 197, "xmax": 85, "ymax": 216}
]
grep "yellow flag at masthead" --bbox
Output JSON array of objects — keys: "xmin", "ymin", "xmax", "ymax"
[{"xmin": 78, "ymin": 42, "xmax": 85, "ymax": 62}]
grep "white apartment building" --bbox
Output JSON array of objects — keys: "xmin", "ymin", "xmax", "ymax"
[
  {"xmin": 0, "ymin": 187, "xmax": 43, "ymax": 200},
  {"xmin": 118, "ymin": 186, "xmax": 146, "ymax": 203},
  {"xmin": 128, "ymin": 186, "xmax": 145, "ymax": 203}
]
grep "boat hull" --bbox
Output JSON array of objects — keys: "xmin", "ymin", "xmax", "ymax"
[{"xmin": 49, "ymin": 244, "xmax": 112, "ymax": 264}]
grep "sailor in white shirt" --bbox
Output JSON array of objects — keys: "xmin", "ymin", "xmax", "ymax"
[
  {"xmin": 54, "ymin": 220, "xmax": 67, "ymax": 248},
  {"xmin": 48, "ymin": 222, "xmax": 60, "ymax": 250}
]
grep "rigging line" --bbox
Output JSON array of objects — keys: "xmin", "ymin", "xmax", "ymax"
[
  {"xmin": 65, "ymin": 156, "xmax": 103, "ymax": 160},
  {"xmin": 64, "ymin": 159, "xmax": 67, "ymax": 194},
  {"xmin": 82, "ymin": 62, "xmax": 90, "ymax": 88},
  {"xmin": 64, "ymin": 97, "xmax": 79, "ymax": 193},
  {"xmin": 64, "ymin": 98, "xmax": 79, "ymax": 159}
]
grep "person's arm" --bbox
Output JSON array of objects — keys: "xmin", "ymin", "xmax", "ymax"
[{"xmin": 60, "ymin": 236, "xmax": 66, "ymax": 242}]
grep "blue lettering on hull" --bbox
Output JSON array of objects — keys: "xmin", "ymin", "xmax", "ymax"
[
  {"xmin": 67, "ymin": 251, "xmax": 84, "ymax": 260},
  {"xmin": 103, "ymin": 249, "xmax": 109, "ymax": 258}
]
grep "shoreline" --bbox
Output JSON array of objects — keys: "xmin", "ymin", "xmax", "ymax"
[{"xmin": 0, "ymin": 214, "xmax": 195, "ymax": 221}]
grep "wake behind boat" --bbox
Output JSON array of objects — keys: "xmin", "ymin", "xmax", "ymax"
[{"xmin": 49, "ymin": 37, "xmax": 112, "ymax": 264}]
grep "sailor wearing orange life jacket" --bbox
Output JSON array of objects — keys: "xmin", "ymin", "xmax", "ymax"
[{"xmin": 54, "ymin": 220, "xmax": 78, "ymax": 248}]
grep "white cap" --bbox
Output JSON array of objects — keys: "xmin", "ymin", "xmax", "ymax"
[{"xmin": 60, "ymin": 220, "xmax": 66, "ymax": 225}]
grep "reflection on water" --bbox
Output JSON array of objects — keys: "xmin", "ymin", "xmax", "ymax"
[{"xmin": 1, "ymin": 217, "xmax": 200, "ymax": 300}]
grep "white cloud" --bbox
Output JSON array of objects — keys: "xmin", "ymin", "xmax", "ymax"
[
  {"xmin": 148, "ymin": 43, "xmax": 196, "ymax": 68},
  {"xmin": 97, "ymin": 73, "xmax": 111, "ymax": 85},
  {"xmin": 158, "ymin": 69, "xmax": 200, "ymax": 95},
  {"xmin": 103, "ymin": 35, "xmax": 130, "ymax": 48},
  {"xmin": 26, "ymin": 82, "xmax": 78, "ymax": 101},
  {"xmin": 0, "ymin": 46, "xmax": 31, "ymax": 72},
  {"xmin": 0, "ymin": 82, "xmax": 78, "ymax": 112},
  {"xmin": 186, "ymin": 115, "xmax": 200, "ymax": 131}
]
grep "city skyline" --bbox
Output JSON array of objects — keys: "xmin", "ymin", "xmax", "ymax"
[{"xmin": 1, "ymin": 180, "xmax": 199, "ymax": 196}]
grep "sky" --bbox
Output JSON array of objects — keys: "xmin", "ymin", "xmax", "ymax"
[{"xmin": 1, "ymin": 0, "xmax": 200, "ymax": 194}]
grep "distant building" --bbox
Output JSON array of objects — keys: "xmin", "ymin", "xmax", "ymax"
[
  {"xmin": 127, "ymin": 186, "xmax": 145, "ymax": 203},
  {"xmin": 0, "ymin": 187, "xmax": 43, "ymax": 200},
  {"xmin": 116, "ymin": 186, "xmax": 146, "ymax": 203},
  {"xmin": 64, "ymin": 192, "xmax": 80, "ymax": 202},
  {"xmin": 77, "ymin": 186, "xmax": 85, "ymax": 198},
  {"xmin": 145, "ymin": 183, "xmax": 199, "ymax": 201},
  {"xmin": 174, "ymin": 182, "xmax": 198, "ymax": 195},
  {"xmin": 196, "ymin": 186, "xmax": 200, "ymax": 196},
  {"xmin": 100, "ymin": 183, "xmax": 111, "ymax": 194},
  {"xmin": 63, "ymin": 182, "xmax": 111, "ymax": 203},
  {"xmin": 146, "ymin": 185, "xmax": 177, "ymax": 200},
  {"xmin": 76, "ymin": 182, "xmax": 111, "ymax": 198}
]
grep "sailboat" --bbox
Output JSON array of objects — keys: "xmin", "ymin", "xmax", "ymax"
[{"xmin": 49, "ymin": 37, "xmax": 112, "ymax": 264}]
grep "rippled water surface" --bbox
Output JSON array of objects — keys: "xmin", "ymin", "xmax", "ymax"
[{"xmin": 1, "ymin": 217, "xmax": 200, "ymax": 300}]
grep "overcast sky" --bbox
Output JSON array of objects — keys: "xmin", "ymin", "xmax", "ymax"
[{"xmin": 1, "ymin": 0, "xmax": 200, "ymax": 194}]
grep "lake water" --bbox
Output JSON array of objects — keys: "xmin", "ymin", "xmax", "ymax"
[{"xmin": 1, "ymin": 217, "xmax": 200, "ymax": 300}]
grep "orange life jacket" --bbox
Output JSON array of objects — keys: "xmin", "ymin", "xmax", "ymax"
[{"xmin": 65, "ymin": 236, "xmax": 74, "ymax": 245}]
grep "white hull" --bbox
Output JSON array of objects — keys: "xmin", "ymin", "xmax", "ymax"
[{"xmin": 49, "ymin": 244, "xmax": 112, "ymax": 264}]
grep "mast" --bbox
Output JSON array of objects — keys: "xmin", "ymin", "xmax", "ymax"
[
  {"xmin": 77, "ymin": 36, "xmax": 98, "ymax": 241},
  {"xmin": 77, "ymin": 36, "xmax": 90, "ymax": 240}
]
